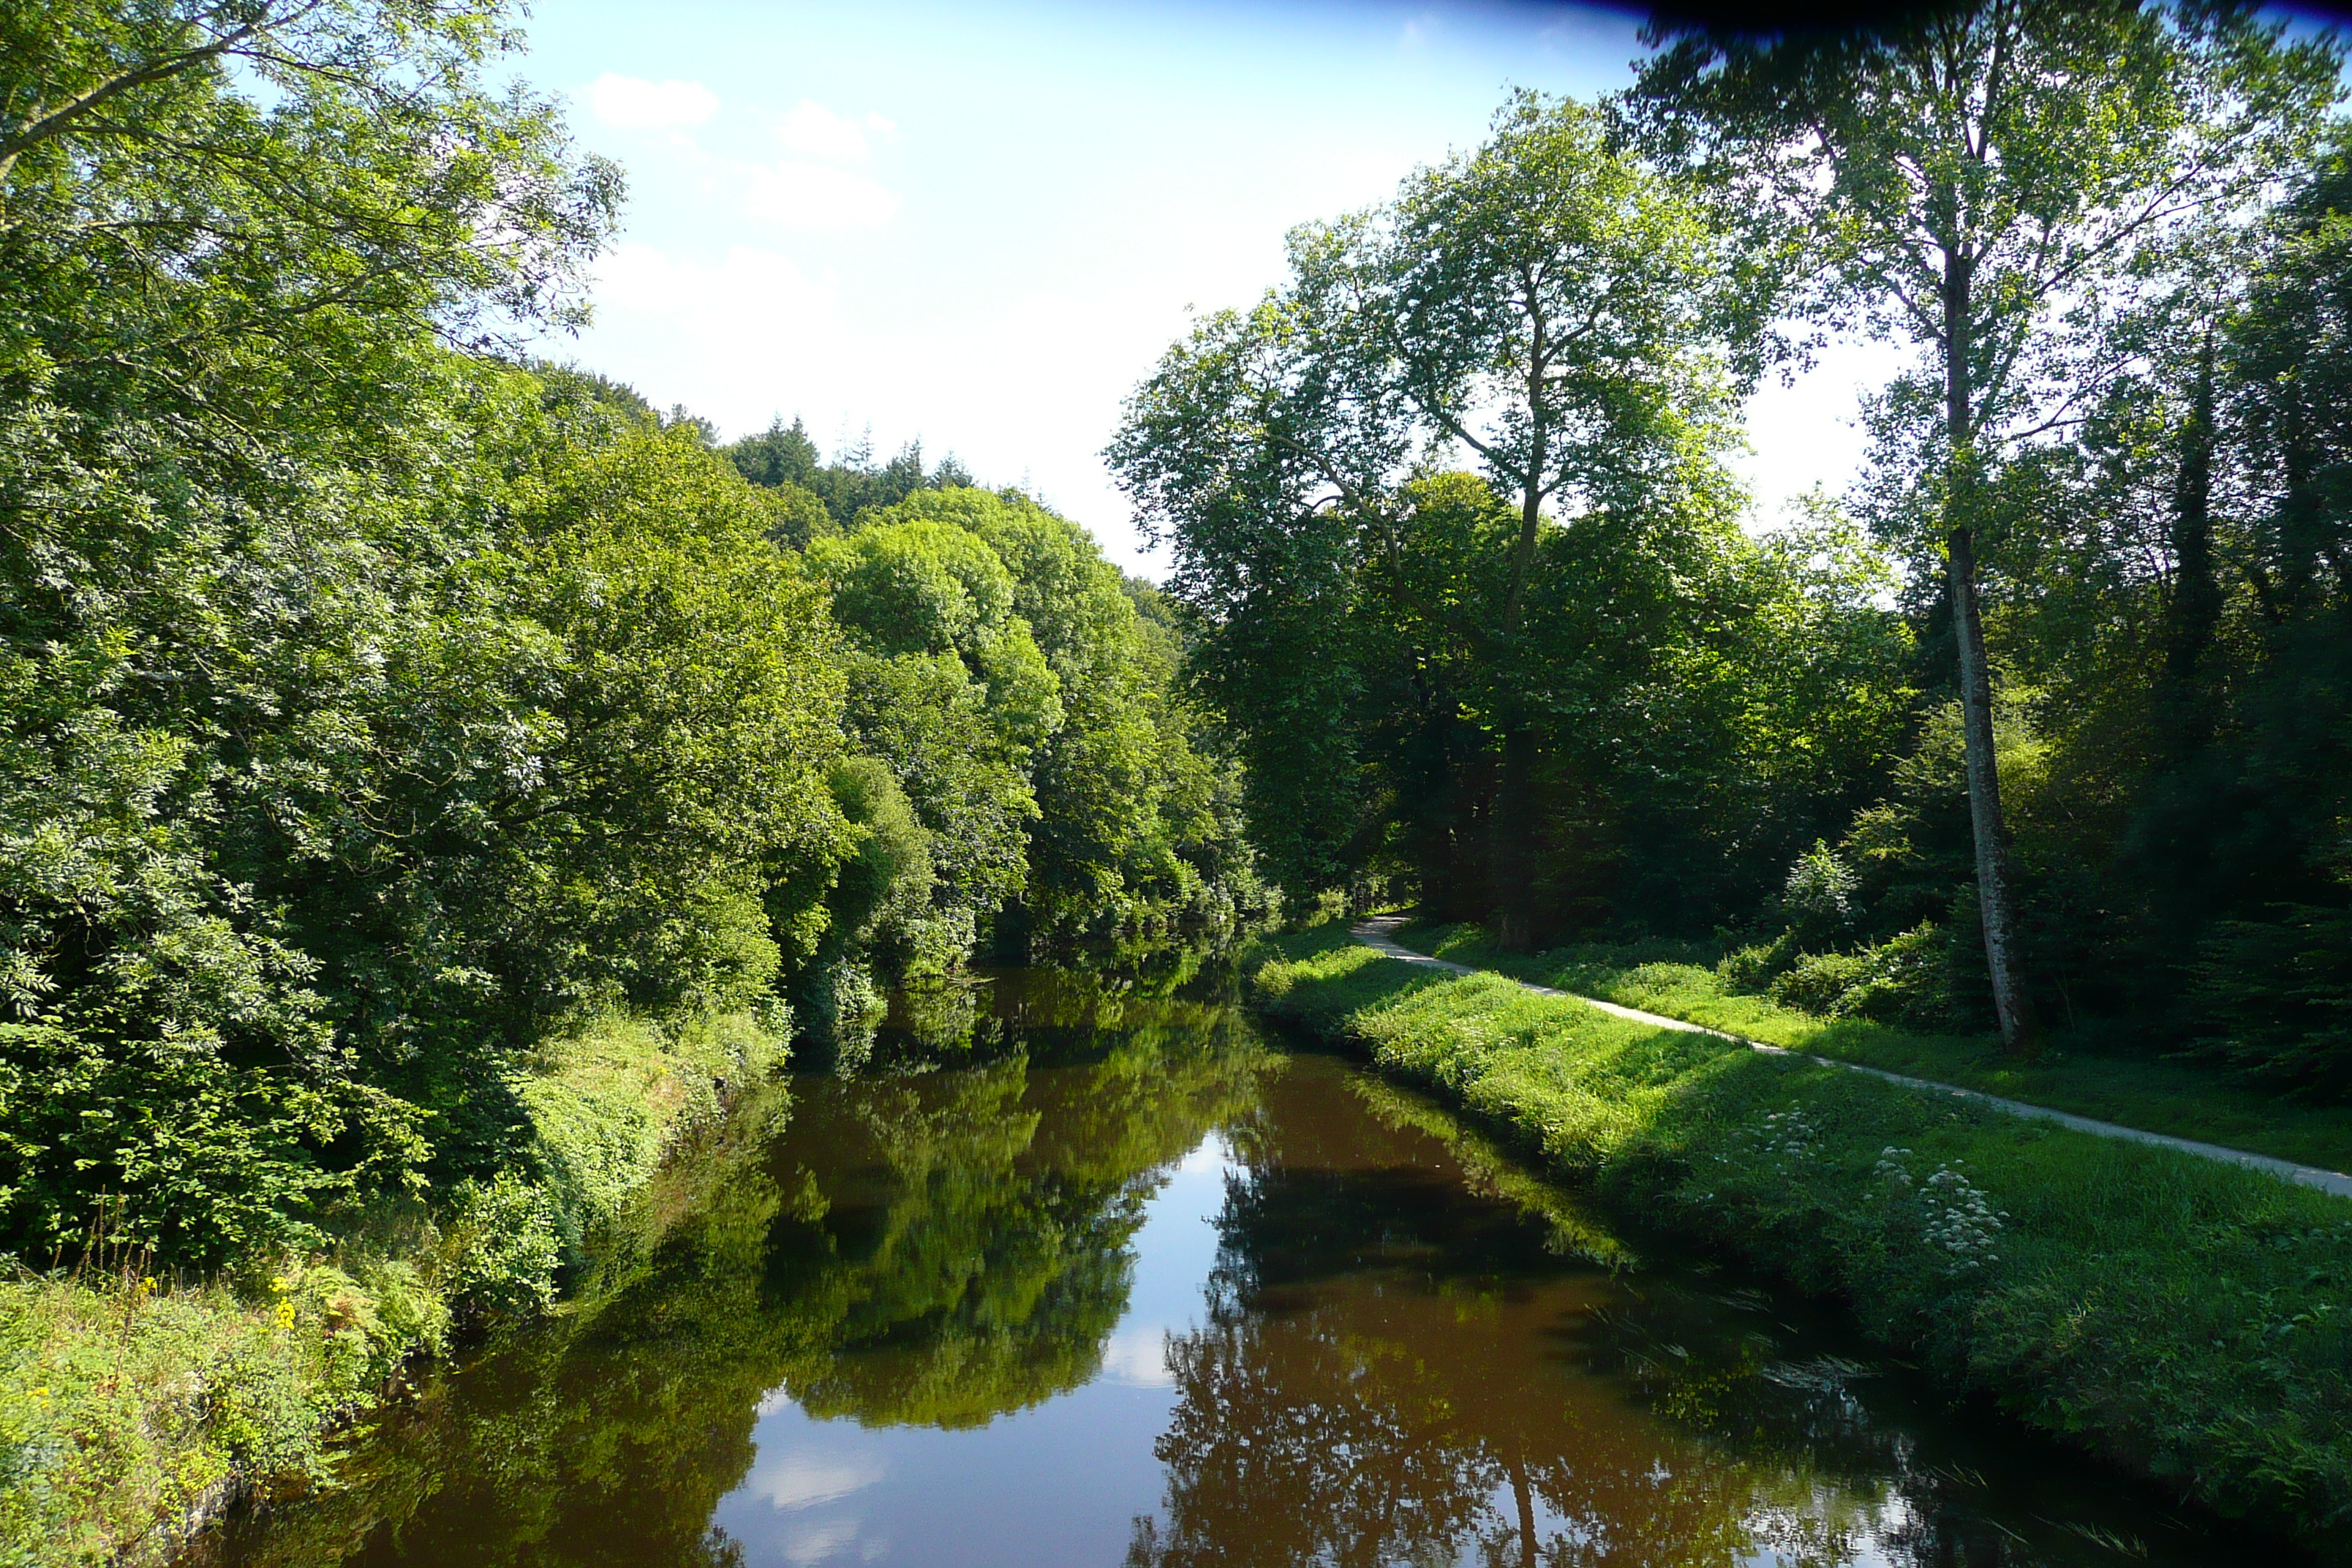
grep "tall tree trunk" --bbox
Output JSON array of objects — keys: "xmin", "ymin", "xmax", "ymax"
[
  {"xmin": 1489, "ymin": 364, "xmax": 1549, "ymax": 950},
  {"xmin": 1492, "ymin": 723, "xmax": 1539, "ymax": 949},
  {"xmin": 1507, "ymin": 1447, "xmax": 1538, "ymax": 1568},
  {"xmin": 1942, "ymin": 252, "xmax": 2038, "ymax": 1052},
  {"xmin": 2165, "ymin": 326, "xmax": 2221, "ymax": 709}
]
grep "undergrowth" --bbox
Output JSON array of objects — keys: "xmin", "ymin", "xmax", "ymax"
[
  {"xmin": 0, "ymin": 1008, "xmax": 780, "ymax": 1567},
  {"xmin": 1249, "ymin": 927, "xmax": 2352, "ymax": 1545}
]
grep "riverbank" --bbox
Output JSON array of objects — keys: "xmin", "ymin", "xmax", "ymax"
[
  {"xmin": 1246, "ymin": 925, "xmax": 2352, "ymax": 1546},
  {"xmin": 1391, "ymin": 920, "xmax": 2352, "ymax": 1177},
  {"xmin": 0, "ymin": 1010, "xmax": 781, "ymax": 1568}
]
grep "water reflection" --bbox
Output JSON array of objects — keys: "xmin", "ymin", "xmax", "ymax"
[
  {"xmin": 203, "ymin": 953, "xmax": 2282, "ymax": 1568},
  {"xmin": 1133, "ymin": 1068, "xmax": 1942, "ymax": 1567}
]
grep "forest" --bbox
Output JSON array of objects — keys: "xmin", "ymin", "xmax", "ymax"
[
  {"xmin": 0, "ymin": 0, "xmax": 1266, "ymax": 1284},
  {"xmin": 1112, "ymin": 10, "xmax": 2352, "ymax": 1081}
]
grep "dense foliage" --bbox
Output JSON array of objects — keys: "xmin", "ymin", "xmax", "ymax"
[
  {"xmin": 1115, "ymin": 12, "xmax": 2352, "ymax": 1091},
  {"xmin": 1111, "ymin": 94, "xmax": 1912, "ymax": 950},
  {"xmin": 0, "ymin": 0, "xmax": 1267, "ymax": 1274}
]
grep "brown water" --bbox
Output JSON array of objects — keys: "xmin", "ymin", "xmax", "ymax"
[{"xmin": 203, "ymin": 956, "xmax": 2285, "ymax": 1568}]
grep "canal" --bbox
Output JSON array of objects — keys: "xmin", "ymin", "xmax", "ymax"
[{"xmin": 200, "ymin": 949, "xmax": 2275, "ymax": 1567}]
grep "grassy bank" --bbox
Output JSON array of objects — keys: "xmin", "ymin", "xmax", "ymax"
[
  {"xmin": 0, "ymin": 1010, "xmax": 781, "ymax": 1567},
  {"xmin": 1397, "ymin": 921, "xmax": 2352, "ymax": 1175},
  {"xmin": 1249, "ymin": 926, "xmax": 2352, "ymax": 1545}
]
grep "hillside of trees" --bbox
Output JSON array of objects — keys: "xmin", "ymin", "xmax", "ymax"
[
  {"xmin": 1112, "ymin": 10, "xmax": 2352, "ymax": 1088},
  {"xmin": 0, "ymin": 0, "xmax": 1266, "ymax": 1273}
]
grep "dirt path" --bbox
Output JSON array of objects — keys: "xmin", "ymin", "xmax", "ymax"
[{"xmin": 1352, "ymin": 916, "xmax": 2352, "ymax": 1199}]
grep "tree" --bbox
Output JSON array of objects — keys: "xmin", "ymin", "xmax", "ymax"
[
  {"xmin": 1, "ymin": 0, "xmax": 619, "ymax": 440},
  {"xmin": 727, "ymin": 415, "xmax": 821, "ymax": 489},
  {"xmin": 1112, "ymin": 94, "xmax": 1839, "ymax": 941},
  {"xmin": 1632, "ymin": 1, "xmax": 2342, "ymax": 1050}
]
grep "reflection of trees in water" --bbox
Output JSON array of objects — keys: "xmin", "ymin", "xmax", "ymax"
[
  {"xmin": 770, "ymin": 1026, "xmax": 1273, "ymax": 1426},
  {"xmin": 874, "ymin": 941, "xmax": 1254, "ymax": 1068},
  {"xmin": 209, "ymin": 1012, "xmax": 2226, "ymax": 1568},
  {"xmin": 200, "ymin": 1093, "xmax": 796, "ymax": 1567},
  {"xmin": 1127, "ymin": 1147, "xmax": 1828, "ymax": 1568},
  {"xmin": 1131, "ymin": 1301, "xmax": 1810, "ymax": 1568},
  {"xmin": 206, "ymin": 1005, "xmax": 1274, "ymax": 1567},
  {"xmin": 1128, "ymin": 1071, "xmax": 2198, "ymax": 1568}
]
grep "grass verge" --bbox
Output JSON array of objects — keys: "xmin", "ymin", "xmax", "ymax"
[
  {"xmin": 1397, "ymin": 921, "xmax": 2352, "ymax": 1176},
  {"xmin": 1250, "ymin": 926, "xmax": 2352, "ymax": 1546},
  {"xmin": 0, "ymin": 1008, "xmax": 781, "ymax": 1567}
]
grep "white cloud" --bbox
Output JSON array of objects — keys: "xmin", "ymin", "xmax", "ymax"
[
  {"xmin": 741, "ymin": 161, "xmax": 900, "ymax": 231},
  {"xmin": 591, "ymin": 241, "xmax": 826, "ymax": 314},
  {"xmin": 586, "ymin": 73, "xmax": 718, "ymax": 129},
  {"xmin": 747, "ymin": 1444, "xmax": 885, "ymax": 1512},
  {"xmin": 576, "ymin": 243, "xmax": 870, "ymax": 439},
  {"xmin": 1099, "ymin": 1325, "xmax": 1175, "ymax": 1387},
  {"xmin": 780, "ymin": 99, "xmax": 876, "ymax": 162},
  {"xmin": 782, "ymin": 1517, "xmax": 863, "ymax": 1566}
]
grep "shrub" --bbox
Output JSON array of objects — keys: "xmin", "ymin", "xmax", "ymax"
[
  {"xmin": 2189, "ymin": 903, "xmax": 2352, "ymax": 1098},
  {"xmin": 1717, "ymin": 935, "xmax": 1797, "ymax": 993},
  {"xmin": 437, "ymin": 1172, "xmax": 561, "ymax": 1318},
  {"xmin": 1777, "ymin": 840, "xmax": 1860, "ymax": 945},
  {"xmin": 1766, "ymin": 924, "xmax": 1953, "ymax": 1027},
  {"xmin": 1767, "ymin": 948, "xmax": 1875, "ymax": 1014}
]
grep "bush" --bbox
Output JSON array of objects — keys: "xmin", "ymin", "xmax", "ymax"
[
  {"xmin": 1767, "ymin": 924, "xmax": 1953, "ymax": 1027},
  {"xmin": 1766, "ymin": 948, "xmax": 1875, "ymax": 1014},
  {"xmin": 1717, "ymin": 932, "xmax": 1800, "ymax": 993},
  {"xmin": 0, "ymin": 1258, "xmax": 446, "ymax": 1568},
  {"xmin": 2189, "ymin": 903, "xmax": 2352, "ymax": 1098},
  {"xmin": 1776, "ymin": 840, "xmax": 1860, "ymax": 946},
  {"xmin": 437, "ymin": 1172, "xmax": 561, "ymax": 1319},
  {"xmin": 0, "ymin": 995, "xmax": 783, "ymax": 1563}
]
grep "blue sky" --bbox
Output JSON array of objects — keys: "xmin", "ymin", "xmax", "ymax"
[{"xmin": 515, "ymin": 0, "xmax": 1899, "ymax": 573}]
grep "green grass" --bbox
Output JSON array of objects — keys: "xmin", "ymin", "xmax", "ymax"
[
  {"xmin": 1395, "ymin": 920, "xmax": 2352, "ymax": 1176},
  {"xmin": 1250, "ymin": 927, "xmax": 2352, "ymax": 1545},
  {"xmin": 0, "ymin": 1007, "xmax": 781, "ymax": 1567}
]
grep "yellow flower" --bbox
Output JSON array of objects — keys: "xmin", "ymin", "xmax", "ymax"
[{"xmin": 273, "ymin": 1300, "xmax": 297, "ymax": 1331}]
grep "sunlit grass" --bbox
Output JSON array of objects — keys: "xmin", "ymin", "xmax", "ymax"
[
  {"xmin": 1395, "ymin": 921, "xmax": 2352, "ymax": 1175},
  {"xmin": 0, "ymin": 1009, "xmax": 783, "ymax": 1565}
]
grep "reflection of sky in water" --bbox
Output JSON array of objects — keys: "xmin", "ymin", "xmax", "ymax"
[{"xmin": 710, "ymin": 1135, "xmax": 1231, "ymax": 1566}]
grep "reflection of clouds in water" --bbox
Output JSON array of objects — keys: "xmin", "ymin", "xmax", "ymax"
[
  {"xmin": 1735, "ymin": 1482, "xmax": 1907, "ymax": 1568},
  {"xmin": 781, "ymin": 1516, "xmax": 856, "ymax": 1565},
  {"xmin": 750, "ymin": 1443, "xmax": 886, "ymax": 1512},
  {"xmin": 1097, "ymin": 1133, "xmax": 1226, "ymax": 1390},
  {"xmin": 779, "ymin": 1515, "xmax": 889, "ymax": 1566},
  {"xmin": 1177, "ymin": 1135, "xmax": 1227, "ymax": 1176},
  {"xmin": 1099, "ymin": 1324, "xmax": 1175, "ymax": 1387}
]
